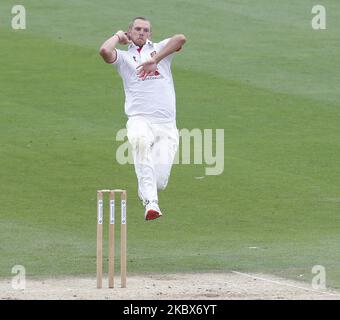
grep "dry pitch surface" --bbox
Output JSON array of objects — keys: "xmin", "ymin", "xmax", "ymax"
[{"xmin": 1, "ymin": 272, "xmax": 339, "ymax": 300}]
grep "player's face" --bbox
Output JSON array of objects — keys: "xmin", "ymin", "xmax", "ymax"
[{"xmin": 128, "ymin": 20, "xmax": 151, "ymax": 47}]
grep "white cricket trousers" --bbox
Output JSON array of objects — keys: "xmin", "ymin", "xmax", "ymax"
[{"xmin": 126, "ymin": 116, "xmax": 179, "ymax": 203}]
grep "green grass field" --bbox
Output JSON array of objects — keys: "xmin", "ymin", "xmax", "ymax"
[{"xmin": 1, "ymin": 0, "xmax": 340, "ymax": 289}]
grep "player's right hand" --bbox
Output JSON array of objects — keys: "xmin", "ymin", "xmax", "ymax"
[{"xmin": 115, "ymin": 30, "xmax": 132, "ymax": 45}]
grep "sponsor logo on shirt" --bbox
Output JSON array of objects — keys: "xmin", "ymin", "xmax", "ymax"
[{"xmin": 137, "ymin": 72, "xmax": 164, "ymax": 81}]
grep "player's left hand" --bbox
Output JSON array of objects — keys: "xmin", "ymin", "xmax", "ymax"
[{"xmin": 137, "ymin": 58, "xmax": 157, "ymax": 80}]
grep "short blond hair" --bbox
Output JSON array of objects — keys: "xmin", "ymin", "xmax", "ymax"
[{"xmin": 128, "ymin": 16, "xmax": 152, "ymax": 31}]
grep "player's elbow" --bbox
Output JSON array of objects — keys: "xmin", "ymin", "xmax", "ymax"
[
  {"xmin": 99, "ymin": 47, "xmax": 114, "ymax": 64},
  {"xmin": 176, "ymin": 34, "xmax": 186, "ymax": 46},
  {"xmin": 99, "ymin": 47, "xmax": 109, "ymax": 58}
]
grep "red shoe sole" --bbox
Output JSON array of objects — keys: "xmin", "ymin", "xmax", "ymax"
[{"xmin": 145, "ymin": 210, "xmax": 162, "ymax": 221}]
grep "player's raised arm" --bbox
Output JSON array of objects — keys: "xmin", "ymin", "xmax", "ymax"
[
  {"xmin": 154, "ymin": 34, "xmax": 186, "ymax": 63},
  {"xmin": 137, "ymin": 34, "xmax": 186, "ymax": 80},
  {"xmin": 99, "ymin": 30, "xmax": 131, "ymax": 64}
]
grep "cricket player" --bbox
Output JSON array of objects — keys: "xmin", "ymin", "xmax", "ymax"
[{"xmin": 99, "ymin": 17, "xmax": 186, "ymax": 221}]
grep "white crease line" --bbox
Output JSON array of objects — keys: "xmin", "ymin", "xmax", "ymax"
[{"xmin": 232, "ymin": 271, "xmax": 340, "ymax": 297}]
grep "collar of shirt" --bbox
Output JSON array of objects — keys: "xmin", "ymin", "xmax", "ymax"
[{"xmin": 128, "ymin": 39, "xmax": 153, "ymax": 52}]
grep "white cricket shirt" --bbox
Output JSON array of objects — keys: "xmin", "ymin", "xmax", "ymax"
[{"xmin": 112, "ymin": 39, "xmax": 176, "ymax": 123}]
